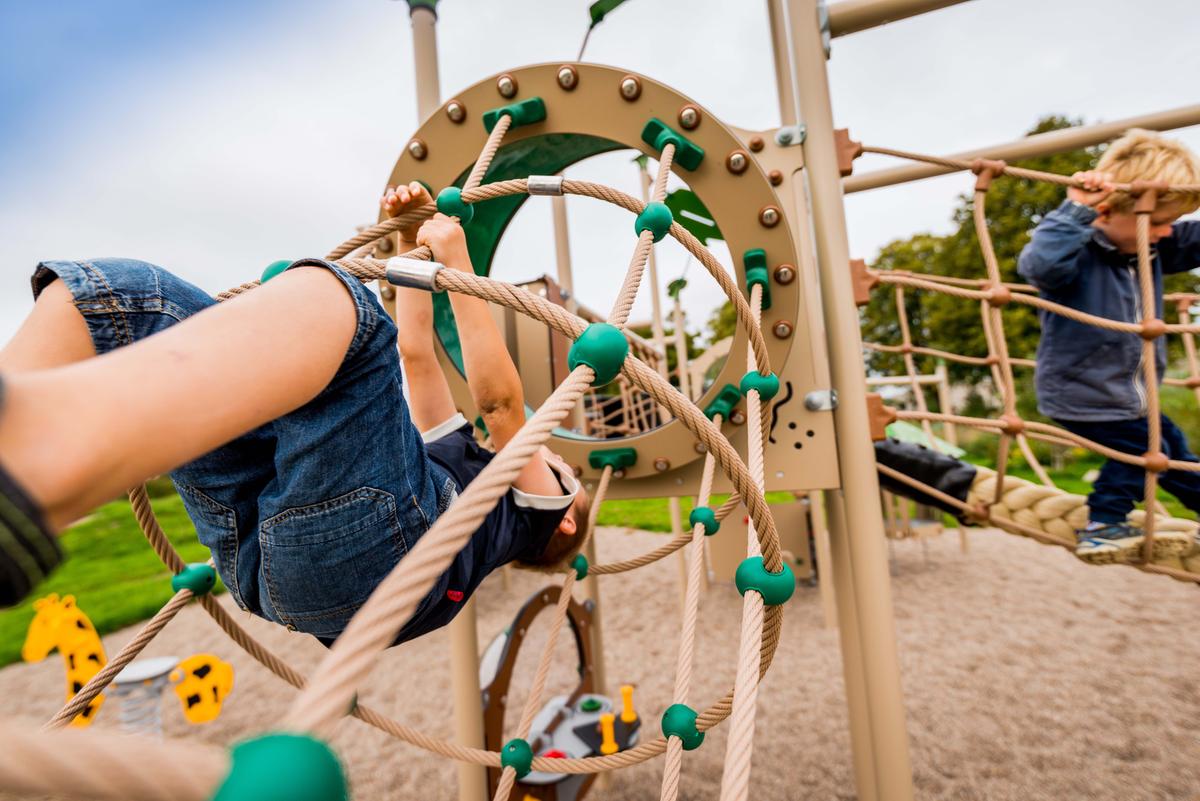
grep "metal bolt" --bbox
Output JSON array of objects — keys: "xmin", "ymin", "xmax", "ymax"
[
  {"xmin": 774, "ymin": 264, "xmax": 796, "ymax": 284},
  {"xmin": 376, "ymin": 237, "xmax": 394, "ymax": 254},
  {"xmin": 769, "ymin": 169, "xmax": 783, "ymax": 186},
  {"xmin": 557, "ymin": 65, "xmax": 578, "ymax": 90},
  {"xmin": 445, "ymin": 100, "xmax": 465, "ymax": 123},
  {"xmin": 759, "ymin": 206, "xmax": 781, "ymax": 227},
  {"xmin": 573, "ymin": 465, "xmax": 583, "ymax": 478},
  {"xmin": 407, "ymin": 139, "xmax": 427, "ymax": 160},
  {"xmin": 619, "ymin": 75, "xmax": 641, "ymax": 100},
  {"xmin": 694, "ymin": 441, "xmax": 708, "ymax": 454},
  {"xmin": 678, "ymin": 106, "xmax": 701, "ymax": 130},
  {"xmin": 653, "ymin": 457, "xmax": 671, "ymax": 472},
  {"xmin": 380, "ymin": 285, "xmax": 396, "ymax": 301},
  {"xmin": 776, "ymin": 128, "xmax": 793, "ymax": 145},
  {"xmin": 773, "ymin": 320, "xmax": 794, "ymax": 339},
  {"xmin": 749, "ymin": 136, "xmax": 765, "ymax": 152},
  {"xmin": 726, "ymin": 151, "xmax": 748, "ymax": 174},
  {"xmin": 497, "ymin": 74, "xmax": 517, "ymax": 98},
  {"xmin": 613, "ymin": 468, "xmax": 626, "ymax": 479},
  {"xmin": 730, "ymin": 409, "xmax": 747, "ymax": 425}
]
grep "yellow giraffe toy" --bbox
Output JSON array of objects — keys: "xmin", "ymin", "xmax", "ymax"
[{"xmin": 22, "ymin": 594, "xmax": 107, "ymax": 727}]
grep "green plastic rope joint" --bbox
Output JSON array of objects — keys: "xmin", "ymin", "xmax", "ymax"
[
  {"xmin": 436, "ymin": 187, "xmax": 474, "ymax": 225},
  {"xmin": 171, "ymin": 563, "xmax": 216, "ymax": 596},
  {"xmin": 661, "ymin": 703, "xmax": 704, "ymax": 751},
  {"xmin": 571, "ymin": 554, "xmax": 589, "ymax": 581},
  {"xmin": 688, "ymin": 506, "xmax": 720, "ymax": 537},
  {"xmin": 212, "ymin": 733, "xmax": 348, "ymax": 801},
  {"xmin": 260, "ymin": 260, "xmax": 292, "ymax": 284},
  {"xmin": 568, "ymin": 323, "xmax": 629, "ymax": 387},
  {"xmin": 635, "ymin": 201, "xmax": 674, "ymax": 243},
  {"xmin": 482, "ymin": 97, "xmax": 547, "ymax": 133},
  {"xmin": 743, "ymin": 248, "xmax": 772, "ymax": 311},
  {"xmin": 702, "ymin": 384, "xmax": 742, "ymax": 422},
  {"xmin": 640, "ymin": 118, "xmax": 705, "ymax": 171},
  {"xmin": 500, "ymin": 738, "xmax": 534, "ymax": 778},
  {"xmin": 473, "ymin": 415, "xmax": 489, "ymax": 435},
  {"xmin": 588, "ymin": 447, "xmax": 637, "ymax": 471},
  {"xmin": 735, "ymin": 556, "xmax": 796, "ymax": 606},
  {"xmin": 740, "ymin": 370, "xmax": 780, "ymax": 402}
]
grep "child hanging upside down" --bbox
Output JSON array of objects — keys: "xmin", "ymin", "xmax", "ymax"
[
  {"xmin": 0, "ymin": 182, "xmax": 590, "ymax": 645},
  {"xmin": 1018, "ymin": 129, "xmax": 1200, "ymax": 564}
]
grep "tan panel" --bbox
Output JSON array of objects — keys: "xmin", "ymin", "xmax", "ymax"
[{"xmin": 707, "ymin": 499, "xmax": 813, "ymax": 583}]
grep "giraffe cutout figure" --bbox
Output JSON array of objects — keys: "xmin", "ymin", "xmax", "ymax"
[{"xmin": 22, "ymin": 594, "xmax": 107, "ymax": 727}]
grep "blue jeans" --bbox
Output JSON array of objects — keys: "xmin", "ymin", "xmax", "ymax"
[
  {"xmin": 33, "ymin": 258, "xmax": 456, "ymax": 641},
  {"xmin": 1056, "ymin": 414, "xmax": 1200, "ymax": 524}
]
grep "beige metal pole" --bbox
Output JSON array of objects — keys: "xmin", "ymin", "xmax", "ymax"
[
  {"xmin": 408, "ymin": 2, "xmax": 441, "ymax": 123},
  {"xmin": 846, "ymin": 103, "xmax": 1200, "ymax": 193},
  {"xmin": 827, "ymin": 0, "xmax": 973, "ymax": 37},
  {"xmin": 766, "ymin": 0, "xmax": 798, "ymax": 127},
  {"xmin": 788, "ymin": 1, "xmax": 915, "ymax": 798},
  {"xmin": 933, "ymin": 362, "xmax": 956, "ymax": 446},
  {"xmin": 808, "ymin": 492, "xmax": 839, "ymax": 629}
]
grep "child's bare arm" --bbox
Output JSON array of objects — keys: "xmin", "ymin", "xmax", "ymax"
[{"xmin": 383, "ymin": 183, "xmax": 457, "ymax": 432}]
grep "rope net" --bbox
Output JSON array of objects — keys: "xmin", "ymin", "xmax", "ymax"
[
  {"xmin": 858, "ymin": 147, "xmax": 1200, "ymax": 584},
  {"xmin": 0, "ymin": 119, "xmax": 787, "ymax": 801}
]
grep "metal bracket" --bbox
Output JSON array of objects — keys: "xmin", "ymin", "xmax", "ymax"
[
  {"xmin": 774, "ymin": 124, "xmax": 806, "ymax": 147},
  {"xmin": 804, "ymin": 389, "xmax": 838, "ymax": 412},
  {"xmin": 818, "ymin": 0, "xmax": 831, "ymax": 58},
  {"xmin": 385, "ymin": 257, "xmax": 443, "ymax": 292}
]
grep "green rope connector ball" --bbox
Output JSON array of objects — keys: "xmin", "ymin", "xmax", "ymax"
[
  {"xmin": 436, "ymin": 186, "xmax": 474, "ymax": 225},
  {"xmin": 260, "ymin": 260, "xmax": 292, "ymax": 283},
  {"xmin": 739, "ymin": 370, "xmax": 780, "ymax": 402},
  {"xmin": 568, "ymin": 323, "xmax": 629, "ymax": 387},
  {"xmin": 572, "ymin": 553, "xmax": 589, "ymax": 580},
  {"xmin": 213, "ymin": 733, "xmax": 347, "ymax": 801},
  {"xmin": 661, "ymin": 703, "xmax": 704, "ymax": 751},
  {"xmin": 171, "ymin": 563, "xmax": 216, "ymax": 596},
  {"xmin": 735, "ymin": 556, "xmax": 796, "ymax": 606},
  {"xmin": 500, "ymin": 738, "xmax": 534, "ymax": 779},
  {"xmin": 688, "ymin": 506, "xmax": 720, "ymax": 537},
  {"xmin": 634, "ymin": 201, "xmax": 674, "ymax": 243}
]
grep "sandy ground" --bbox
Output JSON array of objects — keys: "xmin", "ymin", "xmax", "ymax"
[{"xmin": 2, "ymin": 526, "xmax": 1199, "ymax": 801}]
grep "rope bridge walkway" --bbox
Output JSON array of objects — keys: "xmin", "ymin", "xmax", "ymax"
[
  {"xmin": 856, "ymin": 145, "xmax": 1200, "ymax": 585},
  {"xmin": 0, "ymin": 112, "xmax": 793, "ymax": 801}
]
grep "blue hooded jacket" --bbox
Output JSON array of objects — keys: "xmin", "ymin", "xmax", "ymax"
[{"xmin": 1017, "ymin": 200, "xmax": 1200, "ymax": 422}]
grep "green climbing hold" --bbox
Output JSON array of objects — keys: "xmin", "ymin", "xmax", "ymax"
[
  {"xmin": 571, "ymin": 554, "xmax": 589, "ymax": 581},
  {"xmin": 634, "ymin": 201, "xmax": 674, "ymax": 243},
  {"xmin": 212, "ymin": 733, "xmax": 347, "ymax": 801},
  {"xmin": 703, "ymin": 384, "xmax": 742, "ymax": 422},
  {"xmin": 739, "ymin": 370, "xmax": 780, "ymax": 402},
  {"xmin": 688, "ymin": 507, "xmax": 719, "ymax": 537},
  {"xmin": 734, "ymin": 556, "xmax": 795, "ymax": 606},
  {"xmin": 743, "ymin": 248, "xmax": 772, "ymax": 311},
  {"xmin": 588, "ymin": 447, "xmax": 637, "ymax": 472},
  {"xmin": 171, "ymin": 563, "xmax": 216, "ymax": 596},
  {"xmin": 436, "ymin": 186, "xmax": 474, "ymax": 225},
  {"xmin": 580, "ymin": 697, "xmax": 603, "ymax": 713},
  {"xmin": 260, "ymin": 260, "xmax": 292, "ymax": 283},
  {"xmin": 568, "ymin": 323, "xmax": 629, "ymax": 387},
  {"xmin": 501, "ymin": 738, "xmax": 534, "ymax": 779},
  {"xmin": 661, "ymin": 703, "xmax": 704, "ymax": 751},
  {"xmin": 640, "ymin": 118, "xmax": 705, "ymax": 171},
  {"xmin": 483, "ymin": 97, "xmax": 547, "ymax": 133}
]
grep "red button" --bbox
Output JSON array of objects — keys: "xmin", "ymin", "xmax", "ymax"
[
  {"xmin": 447, "ymin": 589, "xmax": 464, "ymax": 602},
  {"xmin": 542, "ymin": 749, "xmax": 567, "ymax": 759}
]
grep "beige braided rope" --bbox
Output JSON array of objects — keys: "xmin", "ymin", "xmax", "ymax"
[
  {"xmin": 464, "ymin": 114, "xmax": 512, "ymax": 192},
  {"xmin": 608, "ymin": 143, "xmax": 675, "ymax": 329}
]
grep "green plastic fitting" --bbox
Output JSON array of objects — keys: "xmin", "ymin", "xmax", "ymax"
[
  {"xmin": 588, "ymin": 447, "xmax": 638, "ymax": 472},
  {"xmin": 500, "ymin": 738, "xmax": 534, "ymax": 778},
  {"xmin": 260, "ymin": 260, "xmax": 292, "ymax": 284},
  {"xmin": 661, "ymin": 703, "xmax": 704, "ymax": 751},
  {"xmin": 739, "ymin": 370, "xmax": 780, "ymax": 402},
  {"xmin": 688, "ymin": 506, "xmax": 720, "ymax": 537},
  {"xmin": 482, "ymin": 97, "xmax": 547, "ymax": 133},
  {"xmin": 571, "ymin": 554, "xmax": 589, "ymax": 581},
  {"xmin": 474, "ymin": 415, "xmax": 489, "ymax": 435},
  {"xmin": 702, "ymin": 384, "xmax": 743, "ymax": 422},
  {"xmin": 640, "ymin": 118, "xmax": 705, "ymax": 171},
  {"xmin": 743, "ymin": 248, "xmax": 772, "ymax": 311},
  {"xmin": 212, "ymin": 734, "xmax": 347, "ymax": 801},
  {"xmin": 171, "ymin": 563, "xmax": 216, "ymax": 596},
  {"xmin": 568, "ymin": 323, "xmax": 629, "ymax": 387},
  {"xmin": 436, "ymin": 186, "xmax": 474, "ymax": 225},
  {"xmin": 734, "ymin": 556, "xmax": 796, "ymax": 606},
  {"xmin": 635, "ymin": 201, "xmax": 674, "ymax": 243}
]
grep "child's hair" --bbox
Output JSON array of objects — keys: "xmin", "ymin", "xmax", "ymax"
[
  {"xmin": 516, "ymin": 492, "xmax": 591, "ymax": 574},
  {"xmin": 1095, "ymin": 128, "xmax": 1200, "ymax": 213}
]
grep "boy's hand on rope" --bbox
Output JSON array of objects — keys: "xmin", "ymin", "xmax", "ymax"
[
  {"xmin": 1067, "ymin": 170, "xmax": 1115, "ymax": 208},
  {"xmin": 381, "ymin": 181, "xmax": 433, "ymax": 242},
  {"xmin": 417, "ymin": 213, "xmax": 472, "ymax": 272}
]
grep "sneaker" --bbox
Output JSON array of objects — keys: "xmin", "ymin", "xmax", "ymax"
[{"xmin": 1074, "ymin": 523, "xmax": 1192, "ymax": 565}]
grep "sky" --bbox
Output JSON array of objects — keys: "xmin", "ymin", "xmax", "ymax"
[{"xmin": 2, "ymin": 0, "xmax": 1198, "ymax": 346}]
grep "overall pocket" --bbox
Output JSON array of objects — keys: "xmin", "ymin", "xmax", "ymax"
[
  {"xmin": 174, "ymin": 482, "xmax": 245, "ymax": 610},
  {"xmin": 260, "ymin": 487, "xmax": 406, "ymax": 638}
]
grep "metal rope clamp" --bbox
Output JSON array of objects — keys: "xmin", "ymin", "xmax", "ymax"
[
  {"xmin": 527, "ymin": 175, "xmax": 564, "ymax": 196},
  {"xmin": 385, "ymin": 257, "xmax": 444, "ymax": 292}
]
